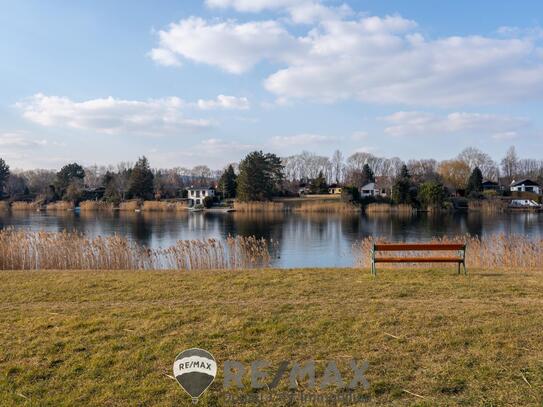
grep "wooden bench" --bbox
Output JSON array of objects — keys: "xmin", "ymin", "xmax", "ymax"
[{"xmin": 370, "ymin": 243, "xmax": 467, "ymax": 276}]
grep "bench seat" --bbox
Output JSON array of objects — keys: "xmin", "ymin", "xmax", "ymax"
[{"xmin": 374, "ymin": 257, "xmax": 463, "ymax": 263}]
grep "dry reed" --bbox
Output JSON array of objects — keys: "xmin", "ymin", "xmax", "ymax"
[
  {"xmin": 46, "ymin": 201, "xmax": 74, "ymax": 211},
  {"xmin": 292, "ymin": 201, "xmax": 360, "ymax": 213},
  {"xmin": 234, "ymin": 201, "xmax": 285, "ymax": 212},
  {"xmin": 0, "ymin": 229, "xmax": 275, "ymax": 271},
  {"xmin": 119, "ymin": 200, "xmax": 141, "ymax": 211},
  {"xmin": 10, "ymin": 201, "xmax": 40, "ymax": 211},
  {"xmin": 142, "ymin": 201, "xmax": 188, "ymax": 211},
  {"xmin": 0, "ymin": 201, "xmax": 9, "ymax": 211},
  {"xmin": 79, "ymin": 201, "xmax": 115, "ymax": 211},
  {"xmin": 365, "ymin": 203, "xmax": 414, "ymax": 213},
  {"xmin": 353, "ymin": 234, "xmax": 543, "ymax": 271},
  {"xmin": 468, "ymin": 199, "xmax": 507, "ymax": 213}
]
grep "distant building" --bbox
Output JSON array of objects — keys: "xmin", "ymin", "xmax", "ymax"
[
  {"xmin": 298, "ymin": 186, "xmax": 310, "ymax": 196},
  {"xmin": 187, "ymin": 187, "xmax": 215, "ymax": 206},
  {"xmin": 328, "ymin": 187, "xmax": 342, "ymax": 195},
  {"xmin": 481, "ymin": 180, "xmax": 500, "ymax": 191},
  {"xmin": 510, "ymin": 179, "xmax": 541, "ymax": 195},
  {"xmin": 360, "ymin": 182, "xmax": 387, "ymax": 198}
]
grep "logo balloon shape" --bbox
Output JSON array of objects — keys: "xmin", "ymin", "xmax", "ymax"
[{"xmin": 173, "ymin": 348, "xmax": 217, "ymax": 403}]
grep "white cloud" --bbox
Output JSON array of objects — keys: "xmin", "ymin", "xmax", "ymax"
[
  {"xmin": 150, "ymin": 17, "xmax": 302, "ymax": 74},
  {"xmin": 205, "ymin": 0, "xmax": 352, "ymax": 24},
  {"xmin": 351, "ymin": 131, "xmax": 368, "ymax": 141},
  {"xmin": 382, "ymin": 111, "xmax": 531, "ymax": 138},
  {"xmin": 197, "ymin": 94, "xmax": 250, "ymax": 110},
  {"xmin": 269, "ymin": 133, "xmax": 335, "ymax": 146},
  {"xmin": 0, "ymin": 132, "xmax": 48, "ymax": 148},
  {"xmin": 16, "ymin": 93, "xmax": 211, "ymax": 136},
  {"xmin": 152, "ymin": 11, "xmax": 543, "ymax": 107}
]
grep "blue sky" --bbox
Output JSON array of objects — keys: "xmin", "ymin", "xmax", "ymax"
[{"xmin": 1, "ymin": 0, "xmax": 543, "ymax": 169}]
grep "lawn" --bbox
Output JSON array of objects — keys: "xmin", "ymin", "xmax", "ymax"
[{"xmin": 1, "ymin": 268, "xmax": 542, "ymax": 406}]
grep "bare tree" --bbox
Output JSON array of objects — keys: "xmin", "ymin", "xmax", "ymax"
[
  {"xmin": 331, "ymin": 150, "xmax": 344, "ymax": 184},
  {"xmin": 457, "ymin": 147, "xmax": 498, "ymax": 181},
  {"xmin": 500, "ymin": 146, "xmax": 519, "ymax": 184}
]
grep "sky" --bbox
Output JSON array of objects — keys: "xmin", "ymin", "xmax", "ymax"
[{"xmin": 1, "ymin": 0, "xmax": 543, "ymax": 170}]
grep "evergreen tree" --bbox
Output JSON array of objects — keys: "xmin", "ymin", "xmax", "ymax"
[
  {"xmin": 310, "ymin": 171, "xmax": 328, "ymax": 194},
  {"xmin": 218, "ymin": 165, "xmax": 237, "ymax": 199},
  {"xmin": 55, "ymin": 163, "xmax": 85, "ymax": 199},
  {"xmin": 0, "ymin": 158, "xmax": 10, "ymax": 198},
  {"xmin": 361, "ymin": 164, "xmax": 375, "ymax": 185},
  {"xmin": 391, "ymin": 165, "xmax": 414, "ymax": 204},
  {"xmin": 236, "ymin": 151, "xmax": 284, "ymax": 201},
  {"xmin": 103, "ymin": 171, "xmax": 121, "ymax": 204},
  {"xmin": 418, "ymin": 181, "xmax": 446, "ymax": 208},
  {"xmin": 466, "ymin": 167, "xmax": 483, "ymax": 198},
  {"xmin": 128, "ymin": 156, "xmax": 154, "ymax": 199}
]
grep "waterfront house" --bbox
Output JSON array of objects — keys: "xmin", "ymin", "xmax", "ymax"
[
  {"xmin": 360, "ymin": 182, "xmax": 387, "ymax": 198},
  {"xmin": 510, "ymin": 179, "xmax": 542, "ymax": 195},
  {"xmin": 187, "ymin": 187, "xmax": 215, "ymax": 206},
  {"xmin": 328, "ymin": 186, "xmax": 342, "ymax": 195},
  {"xmin": 481, "ymin": 180, "xmax": 500, "ymax": 192}
]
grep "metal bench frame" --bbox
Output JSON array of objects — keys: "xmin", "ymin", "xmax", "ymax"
[{"xmin": 370, "ymin": 243, "xmax": 467, "ymax": 276}]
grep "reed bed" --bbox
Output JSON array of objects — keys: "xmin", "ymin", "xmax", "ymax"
[
  {"xmin": 46, "ymin": 201, "xmax": 74, "ymax": 211},
  {"xmin": 468, "ymin": 199, "xmax": 507, "ymax": 213},
  {"xmin": 365, "ymin": 203, "xmax": 414, "ymax": 213},
  {"xmin": 353, "ymin": 234, "xmax": 543, "ymax": 271},
  {"xmin": 142, "ymin": 201, "xmax": 188, "ymax": 211},
  {"xmin": 0, "ymin": 229, "xmax": 275, "ymax": 271},
  {"xmin": 119, "ymin": 200, "xmax": 141, "ymax": 211},
  {"xmin": 79, "ymin": 201, "xmax": 115, "ymax": 211},
  {"xmin": 10, "ymin": 201, "xmax": 40, "ymax": 211},
  {"xmin": 234, "ymin": 201, "xmax": 285, "ymax": 212},
  {"xmin": 0, "ymin": 201, "xmax": 9, "ymax": 211},
  {"xmin": 292, "ymin": 201, "xmax": 360, "ymax": 213}
]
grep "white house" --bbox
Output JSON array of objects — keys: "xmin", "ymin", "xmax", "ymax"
[
  {"xmin": 510, "ymin": 179, "xmax": 542, "ymax": 195},
  {"xmin": 187, "ymin": 187, "xmax": 215, "ymax": 206},
  {"xmin": 360, "ymin": 182, "xmax": 387, "ymax": 198}
]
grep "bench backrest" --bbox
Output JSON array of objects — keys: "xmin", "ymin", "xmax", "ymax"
[{"xmin": 373, "ymin": 243, "xmax": 465, "ymax": 251}]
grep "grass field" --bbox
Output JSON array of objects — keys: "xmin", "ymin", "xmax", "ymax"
[{"xmin": 1, "ymin": 269, "xmax": 542, "ymax": 406}]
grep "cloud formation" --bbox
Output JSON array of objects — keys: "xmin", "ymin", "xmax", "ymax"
[
  {"xmin": 382, "ymin": 111, "xmax": 531, "ymax": 138},
  {"xmin": 16, "ymin": 93, "xmax": 249, "ymax": 136},
  {"xmin": 152, "ymin": 3, "xmax": 543, "ymax": 107}
]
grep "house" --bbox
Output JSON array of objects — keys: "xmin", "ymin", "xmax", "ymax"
[
  {"xmin": 187, "ymin": 187, "xmax": 215, "ymax": 206},
  {"xmin": 298, "ymin": 186, "xmax": 310, "ymax": 196},
  {"xmin": 481, "ymin": 180, "xmax": 500, "ymax": 191},
  {"xmin": 360, "ymin": 182, "xmax": 387, "ymax": 198},
  {"xmin": 328, "ymin": 187, "xmax": 342, "ymax": 195},
  {"xmin": 510, "ymin": 179, "xmax": 542, "ymax": 195}
]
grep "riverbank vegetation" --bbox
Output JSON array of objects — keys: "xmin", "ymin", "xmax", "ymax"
[
  {"xmin": 1, "ymin": 269, "xmax": 542, "ymax": 405},
  {"xmin": 0, "ymin": 229, "xmax": 274, "ymax": 271},
  {"xmin": 0, "ymin": 145, "xmax": 542, "ymax": 213}
]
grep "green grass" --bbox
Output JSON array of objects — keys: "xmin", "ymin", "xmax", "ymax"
[{"xmin": 1, "ymin": 269, "xmax": 543, "ymax": 406}]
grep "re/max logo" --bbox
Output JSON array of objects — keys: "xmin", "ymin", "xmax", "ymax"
[{"xmin": 222, "ymin": 359, "xmax": 369, "ymax": 390}]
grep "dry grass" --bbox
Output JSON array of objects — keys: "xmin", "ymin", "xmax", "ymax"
[
  {"xmin": 353, "ymin": 234, "xmax": 543, "ymax": 271},
  {"xmin": 234, "ymin": 201, "xmax": 285, "ymax": 212},
  {"xmin": 1, "ymin": 269, "xmax": 542, "ymax": 406},
  {"xmin": 0, "ymin": 229, "xmax": 275, "ymax": 271},
  {"xmin": 79, "ymin": 201, "xmax": 115, "ymax": 211},
  {"xmin": 10, "ymin": 201, "xmax": 40, "ymax": 211},
  {"xmin": 292, "ymin": 201, "xmax": 360, "ymax": 213},
  {"xmin": 142, "ymin": 201, "xmax": 188, "ymax": 212},
  {"xmin": 468, "ymin": 199, "xmax": 507, "ymax": 213},
  {"xmin": 118, "ymin": 200, "xmax": 141, "ymax": 211},
  {"xmin": 365, "ymin": 203, "xmax": 414, "ymax": 213},
  {"xmin": 0, "ymin": 201, "xmax": 9, "ymax": 211},
  {"xmin": 46, "ymin": 201, "xmax": 74, "ymax": 211}
]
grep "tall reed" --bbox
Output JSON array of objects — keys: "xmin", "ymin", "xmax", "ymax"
[
  {"xmin": 353, "ymin": 234, "xmax": 543, "ymax": 271},
  {"xmin": 79, "ymin": 201, "xmax": 115, "ymax": 211},
  {"xmin": 234, "ymin": 201, "xmax": 285, "ymax": 212},
  {"xmin": 292, "ymin": 201, "xmax": 360, "ymax": 213},
  {"xmin": 119, "ymin": 200, "xmax": 141, "ymax": 211},
  {"xmin": 468, "ymin": 199, "xmax": 507, "ymax": 213},
  {"xmin": 10, "ymin": 201, "xmax": 40, "ymax": 211},
  {"xmin": 142, "ymin": 201, "xmax": 188, "ymax": 211},
  {"xmin": 0, "ymin": 201, "xmax": 9, "ymax": 211},
  {"xmin": 46, "ymin": 201, "xmax": 74, "ymax": 211},
  {"xmin": 365, "ymin": 203, "xmax": 413, "ymax": 213},
  {"xmin": 0, "ymin": 229, "xmax": 275, "ymax": 271}
]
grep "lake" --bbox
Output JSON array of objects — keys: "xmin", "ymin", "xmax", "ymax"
[{"xmin": 1, "ymin": 210, "xmax": 542, "ymax": 268}]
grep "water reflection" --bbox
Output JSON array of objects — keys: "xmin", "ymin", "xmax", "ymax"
[{"xmin": 0, "ymin": 210, "xmax": 541, "ymax": 268}]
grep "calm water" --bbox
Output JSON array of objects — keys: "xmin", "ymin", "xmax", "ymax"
[{"xmin": 1, "ymin": 211, "xmax": 542, "ymax": 268}]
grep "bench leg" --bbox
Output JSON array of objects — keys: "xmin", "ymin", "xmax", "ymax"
[
  {"xmin": 457, "ymin": 262, "xmax": 460, "ymax": 275},
  {"xmin": 463, "ymin": 261, "xmax": 467, "ymax": 275}
]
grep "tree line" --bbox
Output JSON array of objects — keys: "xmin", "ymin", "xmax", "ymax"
[{"xmin": 0, "ymin": 146, "xmax": 540, "ymax": 205}]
